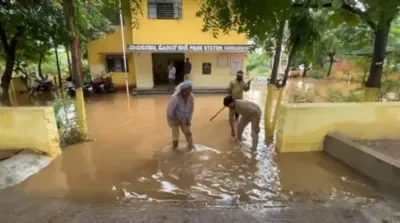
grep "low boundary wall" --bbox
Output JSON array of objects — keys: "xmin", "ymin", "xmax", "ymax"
[
  {"xmin": 0, "ymin": 107, "xmax": 61, "ymax": 157},
  {"xmin": 276, "ymin": 102, "xmax": 400, "ymax": 152}
]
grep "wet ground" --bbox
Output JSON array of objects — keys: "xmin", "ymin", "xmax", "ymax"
[
  {"xmin": 0, "ymin": 193, "xmax": 379, "ymax": 222},
  {"xmin": 4, "ymin": 79, "xmax": 400, "ymax": 222},
  {"xmin": 14, "ymin": 82, "xmax": 382, "ymax": 206}
]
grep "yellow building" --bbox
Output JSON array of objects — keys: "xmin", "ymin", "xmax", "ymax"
[{"xmin": 88, "ymin": 0, "xmax": 249, "ymax": 91}]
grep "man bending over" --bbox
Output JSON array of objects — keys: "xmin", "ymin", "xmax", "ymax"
[{"xmin": 223, "ymin": 96, "xmax": 261, "ymax": 149}]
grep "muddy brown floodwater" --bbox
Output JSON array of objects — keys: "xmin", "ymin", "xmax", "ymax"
[{"xmin": 19, "ymin": 79, "xmax": 380, "ymax": 206}]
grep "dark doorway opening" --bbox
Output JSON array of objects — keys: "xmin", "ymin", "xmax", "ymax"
[{"xmin": 152, "ymin": 53, "xmax": 185, "ymax": 86}]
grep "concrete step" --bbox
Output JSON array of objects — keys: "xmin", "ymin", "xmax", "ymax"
[
  {"xmin": 0, "ymin": 151, "xmax": 52, "ymax": 190},
  {"xmin": 134, "ymin": 88, "xmax": 228, "ymax": 95},
  {"xmin": 323, "ymin": 132, "xmax": 400, "ymax": 189}
]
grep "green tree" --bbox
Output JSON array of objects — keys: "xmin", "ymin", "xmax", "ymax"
[
  {"xmin": 281, "ymin": 11, "xmax": 320, "ymax": 87},
  {"xmin": 247, "ymin": 51, "xmax": 271, "ymax": 75},
  {"xmin": 60, "ymin": 0, "xmax": 141, "ymax": 138},
  {"xmin": 317, "ymin": 23, "xmax": 373, "ymax": 77},
  {"xmin": 317, "ymin": 27, "xmax": 341, "ymax": 77},
  {"xmin": 197, "ymin": 0, "xmax": 330, "ymax": 139},
  {"xmin": 0, "ymin": 0, "xmax": 141, "ymax": 105},
  {"xmin": 0, "ymin": 1, "xmax": 61, "ymax": 104},
  {"xmin": 336, "ymin": 0, "xmax": 399, "ymax": 100},
  {"xmin": 197, "ymin": 0, "xmax": 292, "ymax": 86},
  {"xmin": 386, "ymin": 17, "xmax": 400, "ymax": 72}
]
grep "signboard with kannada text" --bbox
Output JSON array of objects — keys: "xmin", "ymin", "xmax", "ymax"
[{"xmin": 127, "ymin": 44, "xmax": 250, "ymax": 52}]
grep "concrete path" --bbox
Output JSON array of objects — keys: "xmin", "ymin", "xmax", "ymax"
[
  {"xmin": 0, "ymin": 151, "xmax": 52, "ymax": 190},
  {"xmin": 1, "ymin": 187, "xmax": 399, "ymax": 223}
]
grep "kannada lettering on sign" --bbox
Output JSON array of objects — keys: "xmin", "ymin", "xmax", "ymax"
[{"xmin": 127, "ymin": 44, "xmax": 250, "ymax": 52}]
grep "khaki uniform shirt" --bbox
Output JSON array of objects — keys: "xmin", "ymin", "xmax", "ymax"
[
  {"xmin": 231, "ymin": 100, "xmax": 262, "ymax": 120},
  {"xmin": 228, "ymin": 79, "xmax": 249, "ymax": 99}
]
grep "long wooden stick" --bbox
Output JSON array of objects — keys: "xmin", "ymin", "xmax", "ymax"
[
  {"xmin": 209, "ymin": 106, "xmax": 225, "ymax": 122},
  {"xmin": 234, "ymin": 136, "xmax": 245, "ymax": 148}
]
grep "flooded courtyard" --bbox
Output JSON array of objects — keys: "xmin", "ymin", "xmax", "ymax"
[{"xmin": 14, "ymin": 79, "xmax": 382, "ymax": 206}]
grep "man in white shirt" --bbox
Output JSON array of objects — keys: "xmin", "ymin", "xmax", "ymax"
[{"xmin": 168, "ymin": 62, "xmax": 176, "ymax": 87}]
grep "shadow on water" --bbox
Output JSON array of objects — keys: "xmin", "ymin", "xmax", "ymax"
[{"xmin": 18, "ymin": 79, "xmax": 382, "ymax": 205}]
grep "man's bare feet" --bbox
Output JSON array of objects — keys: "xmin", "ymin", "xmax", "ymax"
[
  {"xmin": 231, "ymin": 131, "xmax": 235, "ymax": 137},
  {"xmin": 188, "ymin": 144, "xmax": 195, "ymax": 152},
  {"xmin": 172, "ymin": 141, "xmax": 179, "ymax": 152}
]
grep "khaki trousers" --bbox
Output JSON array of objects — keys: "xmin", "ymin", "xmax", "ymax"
[{"xmin": 237, "ymin": 115, "xmax": 259, "ymax": 148}]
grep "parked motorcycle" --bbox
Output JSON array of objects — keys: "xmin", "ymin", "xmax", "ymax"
[
  {"xmin": 91, "ymin": 73, "xmax": 116, "ymax": 94},
  {"xmin": 29, "ymin": 74, "xmax": 54, "ymax": 96},
  {"xmin": 64, "ymin": 76, "xmax": 93, "ymax": 98}
]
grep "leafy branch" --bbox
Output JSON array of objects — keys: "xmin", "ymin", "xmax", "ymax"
[{"xmin": 341, "ymin": 1, "xmax": 376, "ymax": 30}]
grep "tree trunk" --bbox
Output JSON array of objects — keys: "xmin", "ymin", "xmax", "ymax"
[
  {"xmin": 38, "ymin": 50, "xmax": 45, "ymax": 80},
  {"xmin": 0, "ymin": 56, "xmax": 16, "ymax": 106},
  {"xmin": 327, "ymin": 55, "xmax": 335, "ymax": 78},
  {"xmin": 265, "ymin": 19, "xmax": 286, "ymax": 140},
  {"xmin": 281, "ymin": 42, "xmax": 298, "ymax": 88},
  {"xmin": 270, "ymin": 19, "xmax": 285, "ymax": 85},
  {"xmin": 62, "ymin": 0, "xmax": 88, "ymax": 139},
  {"xmin": 65, "ymin": 45, "xmax": 72, "ymax": 77},
  {"xmin": 0, "ymin": 44, "xmax": 18, "ymax": 106},
  {"xmin": 75, "ymin": 38, "xmax": 85, "ymax": 81},
  {"xmin": 63, "ymin": 0, "xmax": 81, "ymax": 87},
  {"xmin": 270, "ymin": 35, "xmax": 297, "ymax": 140},
  {"xmin": 365, "ymin": 20, "xmax": 391, "ymax": 89},
  {"xmin": 54, "ymin": 44, "xmax": 62, "ymax": 89},
  {"xmin": 0, "ymin": 24, "xmax": 22, "ymax": 106}
]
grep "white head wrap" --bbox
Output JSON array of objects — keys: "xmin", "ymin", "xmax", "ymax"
[{"xmin": 173, "ymin": 81, "xmax": 193, "ymax": 95}]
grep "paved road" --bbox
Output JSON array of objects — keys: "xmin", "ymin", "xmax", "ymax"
[{"xmin": 1, "ymin": 188, "xmax": 399, "ymax": 223}]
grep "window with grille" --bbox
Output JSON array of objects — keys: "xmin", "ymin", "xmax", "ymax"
[
  {"xmin": 105, "ymin": 55, "xmax": 128, "ymax": 72},
  {"xmin": 148, "ymin": 0, "xmax": 182, "ymax": 19}
]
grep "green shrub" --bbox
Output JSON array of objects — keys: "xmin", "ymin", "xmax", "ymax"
[
  {"xmin": 324, "ymin": 88, "xmax": 363, "ymax": 102},
  {"xmin": 308, "ymin": 70, "xmax": 325, "ymax": 79},
  {"xmin": 325, "ymin": 88, "xmax": 344, "ymax": 102},
  {"xmin": 52, "ymin": 98, "xmax": 84, "ymax": 147},
  {"xmin": 83, "ymin": 64, "xmax": 92, "ymax": 80},
  {"xmin": 379, "ymin": 79, "xmax": 400, "ymax": 101},
  {"xmin": 289, "ymin": 89, "xmax": 315, "ymax": 103}
]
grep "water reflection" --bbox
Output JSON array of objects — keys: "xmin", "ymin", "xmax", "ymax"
[
  {"xmin": 114, "ymin": 144, "xmax": 279, "ymax": 204},
  {"xmin": 20, "ymin": 79, "xmax": 381, "ymax": 205}
]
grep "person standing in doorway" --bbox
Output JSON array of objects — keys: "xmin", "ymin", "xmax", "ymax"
[
  {"xmin": 168, "ymin": 61, "xmax": 176, "ymax": 87},
  {"xmin": 184, "ymin": 58, "xmax": 192, "ymax": 80},
  {"xmin": 228, "ymin": 70, "xmax": 252, "ymax": 134},
  {"xmin": 167, "ymin": 81, "xmax": 195, "ymax": 152},
  {"xmin": 223, "ymin": 96, "xmax": 261, "ymax": 149}
]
